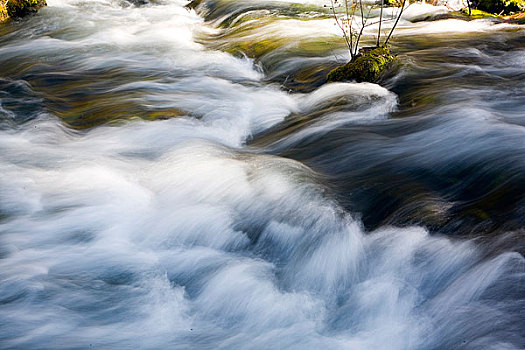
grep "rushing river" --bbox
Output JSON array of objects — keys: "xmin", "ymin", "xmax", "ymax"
[{"xmin": 0, "ymin": 0, "xmax": 524, "ymax": 348}]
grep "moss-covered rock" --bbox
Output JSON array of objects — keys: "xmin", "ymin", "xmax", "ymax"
[
  {"xmin": 6, "ymin": 0, "xmax": 46, "ymax": 18},
  {"xmin": 326, "ymin": 47, "xmax": 395, "ymax": 83},
  {"xmin": 470, "ymin": 0, "xmax": 524, "ymax": 14},
  {"xmin": 384, "ymin": 0, "xmax": 418, "ymax": 7},
  {"xmin": 460, "ymin": 7, "xmax": 499, "ymax": 17},
  {"xmin": 384, "ymin": 0, "xmax": 405, "ymax": 7}
]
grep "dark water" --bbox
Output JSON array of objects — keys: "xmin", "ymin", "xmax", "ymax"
[{"xmin": 0, "ymin": 0, "xmax": 524, "ymax": 349}]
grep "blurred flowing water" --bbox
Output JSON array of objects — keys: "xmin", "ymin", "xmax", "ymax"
[{"xmin": 0, "ymin": 0, "xmax": 524, "ymax": 349}]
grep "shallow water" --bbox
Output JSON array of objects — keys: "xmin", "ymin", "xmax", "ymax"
[{"xmin": 0, "ymin": 0, "xmax": 524, "ymax": 349}]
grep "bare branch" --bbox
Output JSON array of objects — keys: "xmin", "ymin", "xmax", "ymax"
[
  {"xmin": 328, "ymin": 0, "xmax": 403, "ymax": 61},
  {"xmin": 377, "ymin": 0, "xmax": 384, "ymax": 46},
  {"xmin": 344, "ymin": 0, "xmax": 354, "ymax": 56},
  {"xmin": 384, "ymin": 0, "xmax": 406, "ymax": 46}
]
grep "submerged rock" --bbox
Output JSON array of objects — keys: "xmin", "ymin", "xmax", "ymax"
[
  {"xmin": 326, "ymin": 47, "xmax": 395, "ymax": 84},
  {"xmin": 2, "ymin": 0, "xmax": 46, "ymax": 20}
]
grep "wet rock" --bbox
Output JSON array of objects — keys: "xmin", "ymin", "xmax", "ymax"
[
  {"xmin": 4, "ymin": 0, "xmax": 46, "ymax": 19},
  {"xmin": 326, "ymin": 47, "xmax": 395, "ymax": 84},
  {"xmin": 459, "ymin": 7, "xmax": 499, "ymax": 18}
]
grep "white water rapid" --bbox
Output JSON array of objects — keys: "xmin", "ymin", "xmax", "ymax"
[{"xmin": 0, "ymin": 0, "xmax": 523, "ymax": 349}]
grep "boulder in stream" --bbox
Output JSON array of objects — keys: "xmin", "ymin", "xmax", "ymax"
[
  {"xmin": 1, "ymin": 0, "xmax": 46, "ymax": 21},
  {"xmin": 326, "ymin": 47, "xmax": 395, "ymax": 84}
]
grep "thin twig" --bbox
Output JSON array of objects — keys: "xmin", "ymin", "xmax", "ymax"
[
  {"xmin": 330, "ymin": 0, "xmax": 353, "ymax": 58},
  {"xmin": 353, "ymin": 0, "xmax": 366, "ymax": 57},
  {"xmin": 377, "ymin": 0, "xmax": 384, "ymax": 46},
  {"xmin": 384, "ymin": 0, "xmax": 406, "ymax": 46}
]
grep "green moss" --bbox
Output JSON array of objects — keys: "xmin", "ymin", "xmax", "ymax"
[
  {"xmin": 460, "ymin": 7, "xmax": 498, "ymax": 17},
  {"xmin": 6, "ymin": 0, "xmax": 46, "ymax": 18},
  {"xmin": 327, "ymin": 47, "xmax": 395, "ymax": 83}
]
